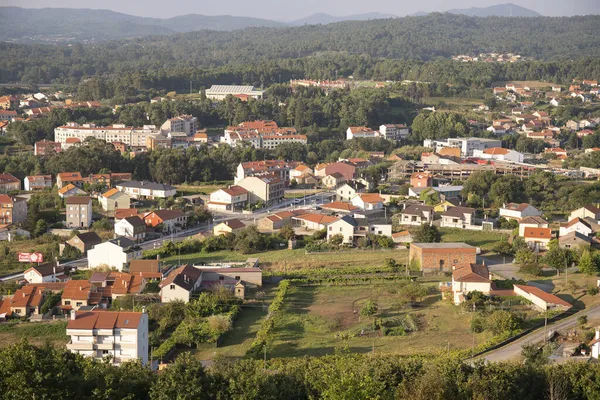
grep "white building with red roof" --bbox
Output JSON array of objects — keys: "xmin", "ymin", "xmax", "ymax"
[
  {"xmin": 66, "ymin": 310, "xmax": 148, "ymax": 366},
  {"xmin": 451, "ymin": 263, "xmax": 492, "ymax": 305},
  {"xmin": 208, "ymin": 185, "xmax": 249, "ymax": 211},
  {"xmin": 499, "ymin": 203, "xmax": 542, "ymax": 221}
]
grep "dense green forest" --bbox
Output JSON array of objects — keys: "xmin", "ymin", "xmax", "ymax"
[
  {"xmin": 2, "ymin": 13, "xmax": 600, "ymax": 89},
  {"xmin": 1, "ymin": 340, "xmax": 600, "ymax": 400}
]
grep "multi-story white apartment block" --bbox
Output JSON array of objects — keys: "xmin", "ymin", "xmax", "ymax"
[
  {"xmin": 54, "ymin": 123, "xmax": 159, "ymax": 148},
  {"xmin": 66, "ymin": 310, "xmax": 149, "ymax": 366},
  {"xmin": 379, "ymin": 124, "xmax": 410, "ymax": 141},
  {"xmin": 346, "ymin": 126, "xmax": 379, "ymax": 140},
  {"xmin": 423, "ymin": 137, "xmax": 502, "ymax": 157},
  {"xmin": 235, "ymin": 160, "xmax": 294, "ymax": 184},
  {"xmin": 222, "ymin": 120, "xmax": 307, "ymax": 149},
  {"xmin": 160, "ymin": 115, "xmax": 198, "ymax": 136}
]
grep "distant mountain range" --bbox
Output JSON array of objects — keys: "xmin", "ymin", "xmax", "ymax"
[
  {"xmin": 411, "ymin": 3, "xmax": 541, "ymax": 18},
  {"xmin": 0, "ymin": 4, "xmax": 544, "ymax": 42}
]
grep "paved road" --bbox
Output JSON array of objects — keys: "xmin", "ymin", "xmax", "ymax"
[{"xmin": 481, "ymin": 304, "xmax": 600, "ymax": 362}]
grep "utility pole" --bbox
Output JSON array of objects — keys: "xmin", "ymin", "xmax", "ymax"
[
  {"xmin": 471, "ymin": 304, "xmax": 476, "ymax": 359},
  {"xmin": 544, "ymin": 311, "xmax": 548, "ymax": 343}
]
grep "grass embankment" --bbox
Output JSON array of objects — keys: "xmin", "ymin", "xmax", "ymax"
[{"xmin": 0, "ymin": 321, "xmax": 69, "ymax": 348}]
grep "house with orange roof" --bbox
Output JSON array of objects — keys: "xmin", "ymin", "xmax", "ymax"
[
  {"xmin": 289, "ymin": 164, "xmax": 317, "ymax": 185},
  {"xmin": 114, "ymin": 208, "xmax": 139, "ymax": 221},
  {"xmin": 0, "ymin": 194, "xmax": 27, "ymax": 224},
  {"xmin": 66, "ymin": 310, "xmax": 148, "ymax": 366},
  {"xmin": 351, "ymin": 193, "xmax": 384, "ymax": 211},
  {"xmin": 392, "ymin": 231, "xmax": 413, "ymax": 245},
  {"xmin": 213, "ymin": 219, "xmax": 246, "ymax": 236},
  {"xmin": 56, "ymin": 172, "xmax": 84, "ymax": 189},
  {"xmin": 0, "ymin": 173, "xmax": 20, "ymax": 193},
  {"xmin": 57, "ymin": 183, "xmax": 87, "ymax": 199},
  {"xmin": 258, "ymin": 210, "xmax": 306, "ymax": 231},
  {"xmin": 346, "ymin": 126, "xmax": 379, "ymax": 140},
  {"xmin": 292, "ymin": 213, "xmax": 339, "ymax": 231},
  {"xmin": 24, "ymin": 175, "xmax": 52, "ymax": 191},
  {"xmin": 321, "ymin": 201, "xmax": 360, "ymax": 214},
  {"xmin": 207, "ymin": 185, "xmax": 249, "ymax": 211},
  {"xmin": 472, "ymin": 147, "xmax": 524, "ymax": 163},
  {"xmin": 451, "ymin": 263, "xmax": 492, "ymax": 305},
  {"xmin": 143, "ymin": 210, "xmax": 187, "ymax": 234},
  {"xmin": 410, "ymin": 172, "xmax": 433, "ymax": 188},
  {"xmin": 99, "ymin": 187, "xmax": 130, "ymax": 212},
  {"xmin": 61, "ymin": 280, "xmax": 103, "ymax": 311},
  {"xmin": 513, "ymin": 285, "xmax": 571, "ymax": 311},
  {"xmin": 523, "ymin": 227, "xmax": 553, "ymax": 250}
]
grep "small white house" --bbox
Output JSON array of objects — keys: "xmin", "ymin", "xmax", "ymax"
[
  {"xmin": 559, "ymin": 218, "xmax": 593, "ymax": 237},
  {"xmin": 114, "ymin": 216, "xmax": 147, "ymax": 241},
  {"xmin": 451, "ymin": 264, "xmax": 492, "ymax": 305},
  {"xmin": 24, "ymin": 263, "xmax": 66, "ymax": 284},
  {"xmin": 159, "ymin": 265, "xmax": 202, "ymax": 303},
  {"xmin": 472, "ymin": 147, "xmax": 524, "ymax": 163},
  {"xmin": 87, "ymin": 237, "xmax": 142, "ymax": 271},
  {"xmin": 351, "ymin": 193, "xmax": 384, "ymax": 211},
  {"xmin": 518, "ymin": 216, "xmax": 549, "ymax": 237},
  {"xmin": 499, "ymin": 203, "xmax": 542, "ymax": 221}
]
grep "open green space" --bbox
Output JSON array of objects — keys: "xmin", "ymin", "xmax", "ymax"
[
  {"xmin": 266, "ymin": 283, "xmax": 492, "ymax": 358},
  {"xmin": 162, "ymin": 248, "xmax": 409, "ymax": 272},
  {"xmin": 438, "ymin": 228, "xmax": 510, "ymax": 251},
  {"xmin": 0, "ymin": 321, "xmax": 69, "ymax": 348}
]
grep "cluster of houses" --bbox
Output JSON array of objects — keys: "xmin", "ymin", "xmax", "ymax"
[
  {"xmin": 220, "ymin": 120, "xmax": 307, "ymax": 149},
  {"xmin": 452, "ymin": 53, "xmax": 525, "ymax": 63},
  {"xmin": 0, "ymin": 255, "xmax": 262, "ymax": 367}
]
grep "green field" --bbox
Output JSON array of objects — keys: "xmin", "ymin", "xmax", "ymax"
[
  {"xmin": 266, "ymin": 283, "xmax": 492, "ymax": 358},
  {"xmin": 162, "ymin": 248, "xmax": 410, "ymax": 272},
  {"xmin": 0, "ymin": 321, "xmax": 69, "ymax": 348},
  {"xmin": 175, "ymin": 182, "xmax": 231, "ymax": 196},
  {"xmin": 438, "ymin": 228, "xmax": 509, "ymax": 251}
]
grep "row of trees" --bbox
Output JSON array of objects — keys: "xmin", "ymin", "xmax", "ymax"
[{"xmin": 5, "ymin": 340, "xmax": 600, "ymax": 399}]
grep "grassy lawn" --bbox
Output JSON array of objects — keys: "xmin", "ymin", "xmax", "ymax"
[
  {"xmin": 176, "ymin": 182, "xmax": 231, "ymax": 196},
  {"xmin": 424, "ymin": 96, "xmax": 484, "ymax": 107},
  {"xmin": 162, "ymin": 248, "xmax": 409, "ymax": 272},
  {"xmin": 267, "ymin": 283, "xmax": 492, "ymax": 358},
  {"xmin": 0, "ymin": 321, "xmax": 69, "ymax": 348},
  {"xmin": 439, "ymin": 228, "xmax": 509, "ymax": 251}
]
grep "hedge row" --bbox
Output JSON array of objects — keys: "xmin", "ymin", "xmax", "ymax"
[{"xmin": 245, "ymin": 280, "xmax": 290, "ymax": 358}]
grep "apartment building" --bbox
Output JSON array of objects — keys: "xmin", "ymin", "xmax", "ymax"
[
  {"xmin": 423, "ymin": 137, "xmax": 502, "ymax": 157},
  {"xmin": 346, "ymin": 126, "xmax": 379, "ymax": 140},
  {"xmin": 236, "ymin": 174, "xmax": 285, "ymax": 205},
  {"xmin": 65, "ymin": 196, "xmax": 93, "ymax": 228},
  {"xmin": 379, "ymin": 124, "xmax": 410, "ymax": 141},
  {"xmin": 56, "ymin": 172, "xmax": 84, "ymax": 189},
  {"xmin": 34, "ymin": 139, "xmax": 62, "ymax": 156},
  {"xmin": 207, "ymin": 186, "xmax": 249, "ymax": 211},
  {"xmin": 160, "ymin": 115, "xmax": 198, "ymax": 136},
  {"xmin": 87, "ymin": 237, "xmax": 143, "ymax": 271},
  {"xmin": 66, "ymin": 310, "xmax": 149, "ymax": 366},
  {"xmin": 222, "ymin": 121, "xmax": 306, "ymax": 149},
  {"xmin": 24, "ymin": 175, "xmax": 52, "ymax": 191},
  {"xmin": 0, "ymin": 194, "xmax": 28, "ymax": 224},
  {"xmin": 235, "ymin": 160, "xmax": 294, "ymax": 184},
  {"xmin": 54, "ymin": 122, "xmax": 159, "ymax": 147}
]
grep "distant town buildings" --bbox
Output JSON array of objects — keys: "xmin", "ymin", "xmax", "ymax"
[
  {"xmin": 204, "ymin": 85, "xmax": 265, "ymax": 101},
  {"xmin": 222, "ymin": 120, "xmax": 307, "ymax": 149}
]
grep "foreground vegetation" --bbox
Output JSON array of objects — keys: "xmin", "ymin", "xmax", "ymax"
[{"xmin": 4, "ymin": 340, "xmax": 600, "ymax": 399}]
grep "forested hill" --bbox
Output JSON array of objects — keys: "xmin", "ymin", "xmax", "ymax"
[
  {"xmin": 0, "ymin": 7, "xmax": 285, "ymax": 41},
  {"xmin": 1, "ymin": 13, "xmax": 600, "ymax": 85}
]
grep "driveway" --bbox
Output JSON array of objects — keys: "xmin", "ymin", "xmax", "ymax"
[{"xmin": 480, "ymin": 304, "xmax": 600, "ymax": 362}]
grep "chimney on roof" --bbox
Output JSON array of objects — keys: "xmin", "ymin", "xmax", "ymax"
[{"xmin": 71, "ymin": 310, "xmax": 76, "ymax": 320}]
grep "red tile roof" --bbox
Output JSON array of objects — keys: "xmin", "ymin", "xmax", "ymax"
[
  {"xmin": 67, "ymin": 311, "xmax": 144, "ymax": 330},
  {"xmin": 514, "ymin": 285, "xmax": 571, "ymax": 308},
  {"xmin": 523, "ymin": 227, "xmax": 552, "ymax": 239}
]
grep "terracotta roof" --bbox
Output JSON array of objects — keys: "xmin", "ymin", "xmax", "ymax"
[
  {"xmin": 67, "ymin": 311, "xmax": 144, "ymax": 330},
  {"xmin": 111, "ymin": 273, "xmax": 145, "ymax": 295},
  {"xmin": 483, "ymin": 147, "xmax": 510, "ymax": 155},
  {"xmin": 62, "ymin": 280, "xmax": 94, "ymax": 301},
  {"xmin": 148, "ymin": 209, "xmax": 185, "ymax": 221},
  {"xmin": 129, "ymin": 259, "xmax": 160, "ymax": 274},
  {"xmin": 66, "ymin": 196, "xmax": 91, "ymax": 205},
  {"xmin": 115, "ymin": 209, "xmax": 139, "ymax": 219},
  {"xmin": 58, "ymin": 184, "xmax": 77, "ymax": 194},
  {"xmin": 392, "ymin": 231, "xmax": 411, "ymax": 238},
  {"xmin": 321, "ymin": 201, "xmax": 359, "ymax": 212},
  {"xmin": 356, "ymin": 193, "xmax": 383, "ymax": 204},
  {"xmin": 519, "ymin": 216, "xmax": 549, "ymax": 225},
  {"xmin": 504, "ymin": 203, "xmax": 532, "ymax": 212},
  {"xmin": 0, "ymin": 173, "xmax": 19, "ymax": 184},
  {"xmin": 584, "ymin": 204, "xmax": 600, "ymax": 214},
  {"xmin": 102, "ymin": 188, "xmax": 120, "ymax": 198},
  {"xmin": 514, "ymin": 285, "xmax": 571, "ymax": 308},
  {"xmin": 220, "ymin": 219, "xmax": 245, "ymax": 230},
  {"xmin": 159, "ymin": 264, "xmax": 202, "ymax": 291},
  {"xmin": 294, "ymin": 213, "xmax": 339, "ymax": 225},
  {"xmin": 9, "ymin": 285, "xmax": 46, "ymax": 308},
  {"xmin": 523, "ymin": 227, "xmax": 552, "ymax": 239},
  {"xmin": 57, "ymin": 172, "xmax": 83, "ymax": 181},
  {"xmin": 564, "ymin": 217, "xmax": 591, "ymax": 229},
  {"xmin": 453, "ymin": 263, "xmax": 490, "ymax": 283},
  {"xmin": 222, "ymin": 186, "xmax": 248, "ymax": 196}
]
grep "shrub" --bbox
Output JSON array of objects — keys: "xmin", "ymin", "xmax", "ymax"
[{"xmin": 588, "ymin": 286, "xmax": 599, "ymax": 296}]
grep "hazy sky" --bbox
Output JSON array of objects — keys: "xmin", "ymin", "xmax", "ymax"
[{"xmin": 3, "ymin": 0, "xmax": 600, "ymax": 20}]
